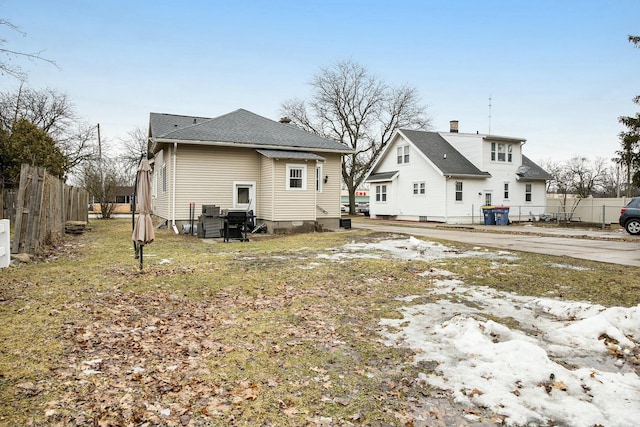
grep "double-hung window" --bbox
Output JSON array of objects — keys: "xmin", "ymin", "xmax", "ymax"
[
  {"xmin": 413, "ymin": 182, "xmax": 425, "ymax": 195},
  {"xmin": 497, "ymin": 144, "xmax": 506, "ymax": 162},
  {"xmin": 525, "ymin": 184, "xmax": 532, "ymax": 202},
  {"xmin": 397, "ymin": 146, "xmax": 409, "ymax": 164},
  {"xmin": 504, "ymin": 182, "xmax": 510, "ymax": 199},
  {"xmin": 455, "ymin": 181, "xmax": 463, "ymax": 201},
  {"xmin": 286, "ymin": 164, "xmax": 306, "ymax": 190},
  {"xmin": 376, "ymin": 184, "xmax": 387, "ymax": 202},
  {"xmin": 161, "ymin": 163, "xmax": 167, "ymax": 193},
  {"xmin": 315, "ymin": 165, "xmax": 323, "ymax": 192},
  {"xmin": 492, "ymin": 142, "xmax": 513, "ymax": 163}
]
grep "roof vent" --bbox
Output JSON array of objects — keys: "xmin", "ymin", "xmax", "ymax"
[
  {"xmin": 449, "ymin": 120, "xmax": 459, "ymax": 133},
  {"xmin": 279, "ymin": 117, "xmax": 292, "ymax": 124},
  {"xmin": 193, "ymin": 118, "xmax": 197, "ymax": 124}
]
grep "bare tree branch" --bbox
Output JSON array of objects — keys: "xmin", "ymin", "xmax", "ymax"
[
  {"xmin": 281, "ymin": 59, "xmax": 431, "ymax": 213},
  {"xmin": 0, "ymin": 19, "xmax": 59, "ymax": 80}
]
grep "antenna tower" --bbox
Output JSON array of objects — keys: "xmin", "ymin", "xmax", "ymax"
[{"xmin": 488, "ymin": 95, "xmax": 492, "ymax": 135}]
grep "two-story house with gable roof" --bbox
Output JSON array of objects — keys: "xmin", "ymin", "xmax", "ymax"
[{"xmin": 365, "ymin": 121, "xmax": 551, "ymax": 224}]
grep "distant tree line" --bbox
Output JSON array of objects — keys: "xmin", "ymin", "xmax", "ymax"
[{"xmin": 0, "ymin": 85, "xmax": 147, "ymax": 218}]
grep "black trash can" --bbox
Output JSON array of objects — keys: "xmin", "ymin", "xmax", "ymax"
[{"xmin": 340, "ymin": 218, "xmax": 351, "ymax": 229}]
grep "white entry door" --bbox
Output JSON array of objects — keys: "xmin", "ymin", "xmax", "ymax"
[{"xmin": 233, "ymin": 181, "xmax": 255, "ymax": 211}]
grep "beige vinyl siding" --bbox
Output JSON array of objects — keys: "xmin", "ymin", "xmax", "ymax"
[
  {"xmin": 273, "ymin": 160, "xmax": 316, "ymax": 221},
  {"xmin": 315, "ymin": 153, "xmax": 342, "ymax": 218},
  {"xmin": 172, "ymin": 145, "xmax": 260, "ymax": 220},
  {"xmin": 258, "ymin": 157, "xmax": 275, "ymax": 220},
  {"xmin": 153, "ymin": 145, "xmax": 171, "ymax": 220}
]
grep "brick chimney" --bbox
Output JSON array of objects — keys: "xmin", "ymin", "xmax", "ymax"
[{"xmin": 449, "ymin": 120, "xmax": 459, "ymax": 133}]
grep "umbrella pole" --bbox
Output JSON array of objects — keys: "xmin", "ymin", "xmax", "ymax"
[{"xmin": 139, "ymin": 245, "xmax": 143, "ymax": 270}]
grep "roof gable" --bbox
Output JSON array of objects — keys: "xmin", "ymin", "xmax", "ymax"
[
  {"xmin": 400, "ymin": 129, "xmax": 490, "ymax": 177},
  {"xmin": 518, "ymin": 155, "xmax": 553, "ymax": 180},
  {"xmin": 149, "ymin": 109, "xmax": 351, "ymax": 153}
]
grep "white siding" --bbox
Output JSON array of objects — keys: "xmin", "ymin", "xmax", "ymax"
[
  {"xmin": 369, "ymin": 132, "xmax": 548, "ymax": 224},
  {"xmin": 440, "ymin": 133, "xmax": 484, "ymax": 168}
]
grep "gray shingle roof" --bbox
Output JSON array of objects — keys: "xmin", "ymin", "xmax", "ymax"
[
  {"xmin": 518, "ymin": 156, "xmax": 553, "ymax": 180},
  {"xmin": 366, "ymin": 171, "xmax": 399, "ymax": 182},
  {"xmin": 400, "ymin": 130, "xmax": 491, "ymax": 178},
  {"xmin": 256, "ymin": 149, "xmax": 326, "ymax": 161},
  {"xmin": 150, "ymin": 109, "xmax": 352, "ymax": 153}
]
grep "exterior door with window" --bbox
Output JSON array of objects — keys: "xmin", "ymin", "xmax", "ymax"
[{"xmin": 234, "ymin": 182, "xmax": 255, "ymax": 211}]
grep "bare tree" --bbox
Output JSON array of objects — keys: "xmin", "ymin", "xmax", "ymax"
[
  {"xmin": 546, "ymin": 156, "xmax": 608, "ymax": 215},
  {"xmin": 0, "ymin": 86, "xmax": 96, "ymax": 176},
  {"xmin": 281, "ymin": 60, "xmax": 431, "ymax": 214},
  {"xmin": 118, "ymin": 126, "xmax": 150, "ymax": 184},
  {"xmin": 79, "ymin": 147, "xmax": 127, "ymax": 219},
  {"xmin": 0, "ymin": 19, "xmax": 58, "ymax": 80}
]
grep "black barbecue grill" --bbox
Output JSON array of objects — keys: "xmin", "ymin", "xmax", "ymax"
[{"xmin": 221, "ymin": 210, "xmax": 254, "ymax": 242}]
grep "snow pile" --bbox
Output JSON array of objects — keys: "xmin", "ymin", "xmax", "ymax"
[
  {"xmin": 382, "ymin": 280, "xmax": 640, "ymax": 426},
  {"xmin": 320, "ymin": 236, "xmax": 518, "ymax": 262}
]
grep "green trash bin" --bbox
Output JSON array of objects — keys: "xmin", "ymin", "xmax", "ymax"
[
  {"xmin": 494, "ymin": 206, "xmax": 510, "ymax": 225},
  {"xmin": 482, "ymin": 206, "xmax": 495, "ymax": 225}
]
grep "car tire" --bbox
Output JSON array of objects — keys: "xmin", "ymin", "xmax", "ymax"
[{"xmin": 625, "ymin": 218, "xmax": 640, "ymax": 235}]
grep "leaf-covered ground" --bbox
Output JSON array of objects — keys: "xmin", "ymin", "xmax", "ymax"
[{"xmin": 1, "ymin": 220, "xmax": 638, "ymax": 426}]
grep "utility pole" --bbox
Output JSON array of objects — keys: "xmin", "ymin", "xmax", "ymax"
[{"xmin": 97, "ymin": 123, "xmax": 104, "ymax": 194}]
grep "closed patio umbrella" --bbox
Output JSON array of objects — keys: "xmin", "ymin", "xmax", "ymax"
[{"xmin": 132, "ymin": 158, "xmax": 154, "ymax": 269}]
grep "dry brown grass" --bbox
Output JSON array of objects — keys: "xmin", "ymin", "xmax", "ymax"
[{"xmin": 1, "ymin": 219, "xmax": 638, "ymax": 426}]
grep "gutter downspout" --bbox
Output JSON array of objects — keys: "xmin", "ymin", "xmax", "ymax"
[
  {"xmin": 171, "ymin": 142, "xmax": 178, "ymax": 234},
  {"xmin": 444, "ymin": 176, "xmax": 449, "ymax": 223}
]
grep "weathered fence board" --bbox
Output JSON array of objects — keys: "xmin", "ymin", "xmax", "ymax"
[{"xmin": 10, "ymin": 164, "xmax": 89, "ymax": 255}]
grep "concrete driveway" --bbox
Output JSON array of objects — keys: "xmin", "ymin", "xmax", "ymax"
[{"xmin": 351, "ymin": 218, "xmax": 640, "ymax": 267}]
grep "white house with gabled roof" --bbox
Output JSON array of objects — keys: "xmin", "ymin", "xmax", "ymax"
[{"xmin": 365, "ymin": 121, "xmax": 551, "ymax": 224}]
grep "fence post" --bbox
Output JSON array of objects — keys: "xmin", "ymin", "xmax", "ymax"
[
  {"xmin": 0, "ymin": 219, "xmax": 9, "ymax": 268},
  {"xmin": 602, "ymin": 205, "xmax": 606, "ymax": 230}
]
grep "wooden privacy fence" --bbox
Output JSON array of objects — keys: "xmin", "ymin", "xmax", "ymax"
[{"xmin": 11, "ymin": 164, "xmax": 89, "ymax": 255}]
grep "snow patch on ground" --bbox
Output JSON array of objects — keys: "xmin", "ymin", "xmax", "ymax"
[{"xmin": 381, "ymin": 280, "xmax": 640, "ymax": 427}]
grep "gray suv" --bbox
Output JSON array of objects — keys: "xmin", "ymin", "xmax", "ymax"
[{"xmin": 620, "ymin": 197, "xmax": 640, "ymax": 235}]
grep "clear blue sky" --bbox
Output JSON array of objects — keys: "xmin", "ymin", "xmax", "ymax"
[{"xmin": 2, "ymin": 0, "xmax": 639, "ymax": 163}]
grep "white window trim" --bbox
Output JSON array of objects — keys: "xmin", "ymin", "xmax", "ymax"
[
  {"xmin": 397, "ymin": 145, "xmax": 410, "ymax": 165},
  {"xmin": 161, "ymin": 163, "xmax": 167, "ymax": 193},
  {"xmin": 233, "ymin": 181, "xmax": 255, "ymax": 210},
  {"xmin": 503, "ymin": 182, "xmax": 510, "ymax": 200},
  {"xmin": 492, "ymin": 142, "xmax": 513, "ymax": 163},
  {"xmin": 525, "ymin": 183, "xmax": 533, "ymax": 203},
  {"xmin": 316, "ymin": 164, "xmax": 323, "ymax": 193},
  {"xmin": 413, "ymin": 181, "xmax": 426, "ymax": 195},
  {"xmin": 455, "ymin": 181, "xmax": 463, "ymax": 202},
  {"xmin": 375, "ymin": 184, "xmax": 387, "ymax": 202},
  {"xmin": 286, "ymin": 163, "xmax": 307, "ymax": 190}
]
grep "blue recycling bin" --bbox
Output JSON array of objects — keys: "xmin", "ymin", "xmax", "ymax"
[
  {"xmin": 482, "ymin": 206, "xmax": 496, "ymax": 225},
  {"xmin": 494, "ymin": 206, "xmax": 510, "ymax": 225}
]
